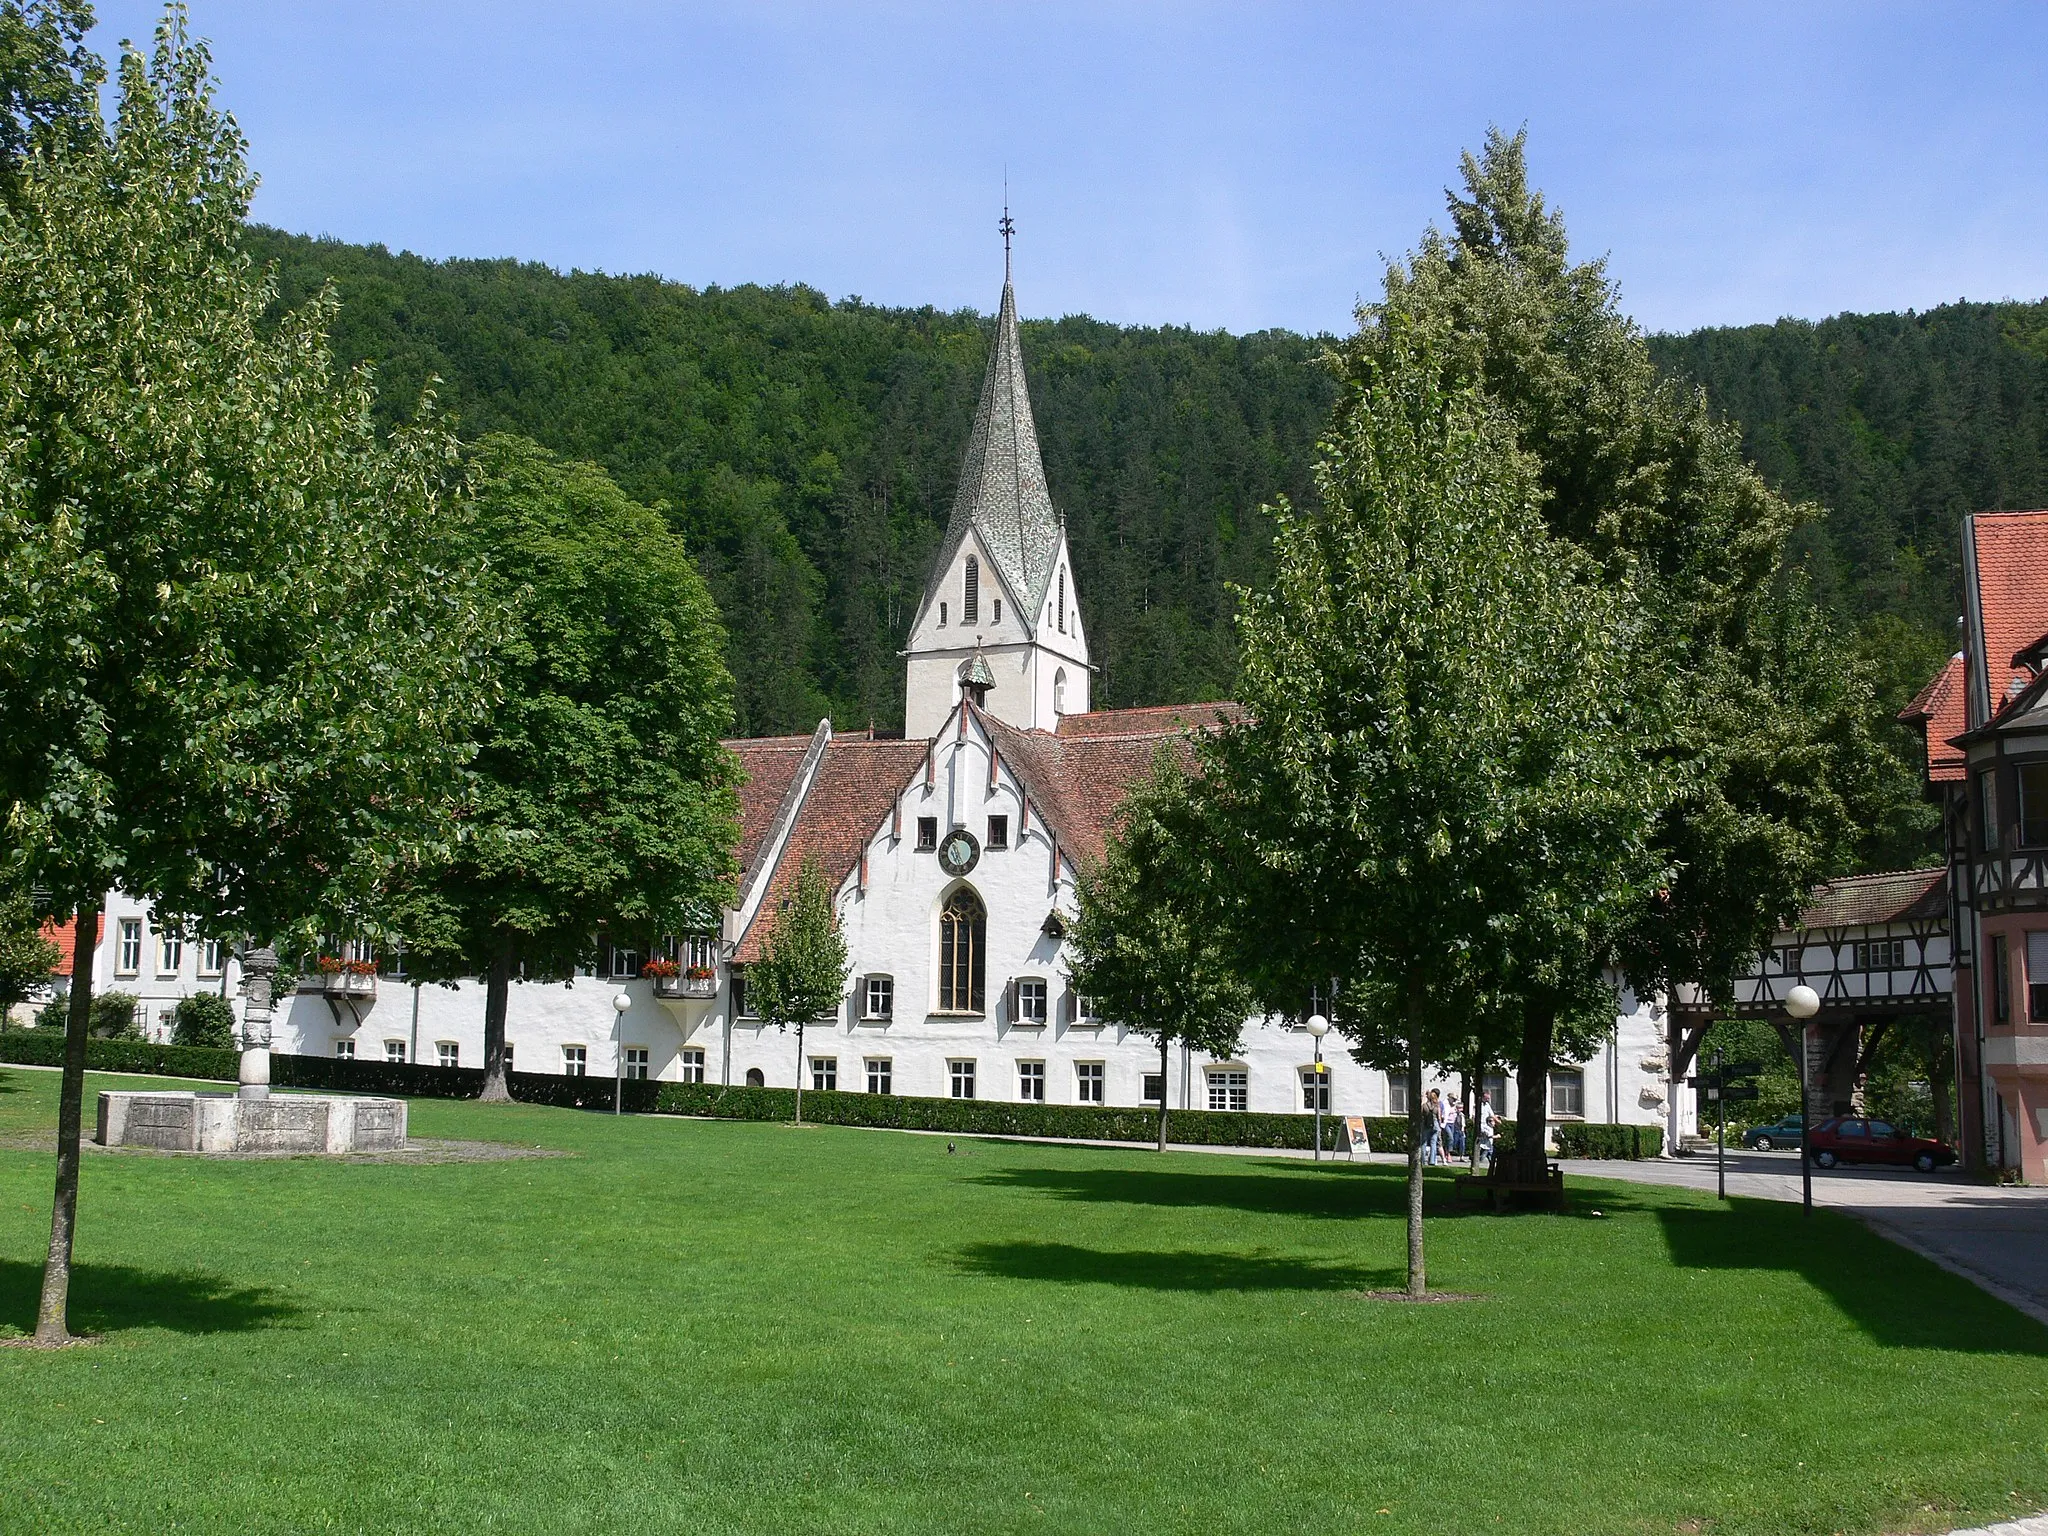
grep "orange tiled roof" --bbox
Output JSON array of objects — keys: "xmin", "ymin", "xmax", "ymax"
[
  {"xmin": 1055, "ymin": 701, "xmax": 1237, "ymax": 738},
  {"xmin": 732, "ymin": 736, "xmax": 930, "ymax": 962},
  {"xmin": 1899, "ymin": 653, "xmax": 1966, "ymax": 782},
  {"xmin": 40, "ymin": 914, "xmax": 102, "ymax": 977},
  {"xmin": 724, "ymin": 735, "xmax": 814, "ymax": 879}
]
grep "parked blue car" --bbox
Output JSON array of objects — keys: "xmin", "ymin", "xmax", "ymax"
[{"xmin": 1741, "ymin": 1116, "xmax": 1805, "ymax": 1151}]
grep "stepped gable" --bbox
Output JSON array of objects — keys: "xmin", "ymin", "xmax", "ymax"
[
  {"xmin": 983, "ymin": 703, "xmax": 1231, "ymax": 869},
  {"xmin": 920, "ymin": 280, "xmax": 1060, "ymax": 625},
  {"xmin": 1797, "ymin": 867, "xmax": 1946, "ymax": 929},
  {"xmin": 725, "ymin": 735, "xmax": 815, "ymax": 878},
  {"xmin": 733, "ymin": 735, "xmax": 929, "ymax": 963}
]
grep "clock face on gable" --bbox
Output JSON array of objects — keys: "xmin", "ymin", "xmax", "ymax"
[{"xmin": 937, "ymin": 827, "xmax": 980, "ymax": 877}]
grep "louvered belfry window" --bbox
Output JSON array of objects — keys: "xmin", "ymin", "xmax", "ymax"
[
  {"xmin": 939, "ymin": 886, "xmax": 986, "ymax": 1014},
  {"xmin": 963, "ymin": 556, "xmax": 979, "ymax": 624}
]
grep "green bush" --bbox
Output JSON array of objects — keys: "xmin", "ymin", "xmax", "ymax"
[
  {"xmin": 649, "ymin": 1083, "xmax": 1352, "ymax": 1150},
  {"xmin": 1552, "ymin": 1122, "xmax": 1664, "ymax": 1159},
  {"xmin": 30, "ymin": 991, "xmax": 143, "ymax": 1037},
  {"xmin": 171, "ymin": 994, "xmax": 237, "ymax": 1049}
]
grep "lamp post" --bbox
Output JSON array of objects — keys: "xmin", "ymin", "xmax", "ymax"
[
  {"xmin": 1708, "ymin": 1046, "xmax": 1726, "ymax": 1200},
  {"xmin": 1306, "ymin": 1013, "xmax": 1330, "ymax": 1161},
  {"xmin": 612, "ymin": 990, "xmax": 632, "ymax": 1115},
  {"xmin": 1785, "ymin": 984, "xmax": 1820, "ymax": 1214}
]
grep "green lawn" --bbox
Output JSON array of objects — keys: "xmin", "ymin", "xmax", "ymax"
[{"xmin": 1, "ymin": 1067, "xmax": 2044, "ymax": 1535}]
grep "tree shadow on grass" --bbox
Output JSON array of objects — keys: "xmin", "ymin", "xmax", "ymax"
[
  {"xmin": 0, "ymin": 1259, "xmax": 303, "ymax": 1338},
  {"xmin": 973, "ymin": 1161, "xmax": 1663, "ymax": 1223},
  {"xmin": 1657, "ymin": 1202, "xmax": 2048, "ymax": 1355},
  {"xmin": 951, "ymin": 1240, "xmax": 1399, "ymax": 1293}
]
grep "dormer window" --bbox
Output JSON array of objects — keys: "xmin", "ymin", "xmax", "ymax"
[{"xmin": 963, "ymin": 556, "xmax": 979, "ymax": 624}]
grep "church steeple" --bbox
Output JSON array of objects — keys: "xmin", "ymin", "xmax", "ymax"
[{"xmin": 901, "ymin": 223, "xmax": 1090, "ymax": 739}]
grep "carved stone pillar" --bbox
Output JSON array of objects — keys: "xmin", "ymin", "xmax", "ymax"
[{"xmin": 238, "ymin": 946, "xmax": 279, "ymax": 1102}]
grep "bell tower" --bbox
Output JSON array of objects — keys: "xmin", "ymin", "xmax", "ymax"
[{"xmin": 903, "ymin": 216, "xmax": 1090, "ymax": 738}]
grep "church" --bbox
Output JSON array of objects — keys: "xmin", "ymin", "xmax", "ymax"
[{"xmin": 62, "ymin": 261, "xmax": 1683, "ymax": 1140}]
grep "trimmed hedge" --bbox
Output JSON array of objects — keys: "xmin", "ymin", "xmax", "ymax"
[
  {"xmin": 648, "ymin": 1083, "xmax": 1357, "ymax": 1150},
  {"xmin": 0, "ymin": 1030, "xmax": 240, "ymax": 1081},
  {"xmin": 1552, "ymin": 1122, "xmax": 1664, "ymax": 1159}
]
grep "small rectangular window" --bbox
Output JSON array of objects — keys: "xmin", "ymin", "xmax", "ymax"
[
  {"xmin": 1853, "ymin": 938, "xmax": 1907, "ymax": 970},
  {"xmin": 1300, "ymin": 1067, "xmax": 1330, "ymax": 1112},
  {"xmin": 1993, "ymin": 934, "xmax": 2012, "ymax": 1023},
  {"xmin": 2020, "ymin": 762, "xmax": 2048, "ymax": 848},
  {"xmin": 625, "ymin": 1047, "xmax": 650, "ymax": 1081},
  {"xmin": 939, "ymin": 601, "xmax": 948, "ymax": 627},
  {"xmin": 1206, "ymin": 1070, "xmax": 1248, "ymax": 1113},
  {"xmin": 437, "ymin": 1041, "xmax": 459, "ymax": 1068},
  {"xmin": 1142, "ymin": 1072, "xmax": 1164, "ymax": 1104},
  {"xmin": 1076, "ymin": 1061, "xmax": 1104, "ymax": 1104},
  {"xmin": 916, "ymin": 817, "xmax": 938, "ymax": 852},
  {"xmin": 1387, "ymin": 1074, "xmax": 1410, "ymax": 1116},
  {"xmin": 117, "ymin": 919, "xmax": 142, "ymax": 976},
  {"xmin": 158, "ymin": 933, "xmax": 183, "ymax": 976},
  {"xmin": 963, "ymin": 557, "xmax": 978, "ymax": 624},
  {"xmin": 563, "ymin": 1045, "xmax": 587, "ymax": 1077},
  {"xmin": 733, "ymin": 973, "xmax": 754, "ymax": 1017},
  {"xmin": 334, "ymin": 1038, "xmax": 355, "ymax": 1060},
  {"xmin": 864, "ymin": 975, "xmax": 894, "ymax": 1020},
  {"xmin": 810, "ymin": 1056, "xmax": 837, "ymax": 1092},
  {"xmin": 866, "ymin": 1056, "xmax": 893, "ymax": 1094},
  {"xmin": 1982, "ymin": 770, "xmax": 2000, "ymax": 851},
  {"xmin": 1015, "ymin": 978, "xmax": 1048, "ymax": 1024},
  {"xmin": 609, "ymin": 945, "xmax": 642, "ymax": 979},
  {"xmin": 1018, "ymin": 1060, "xmax": 1045, "ymax": 1101},
  {"xmin": 503, "ymin": 1043, "xmax": 515, "ymax": 1071},
  {"xmin": 385, "ymin": 1039, "xmax": 407, "ymax": 1064},
  {"xmin": 681, "ymin": 1047, "xmax": 706, "ymax": 1084},
  {"xmin": 992, "ymin": 599, "xmax": 1002, "ymax": 623},
  {"xmin": 1483, "ymin": 1073, "xmax": 1508, "ymax": 1117},
  {"xmin": 949, "ymin": 1059, "xmax": 976, "ymax": 1099},
  {"xmin": 1549, "ymin": 1068, "xmax": 1585, "ymax": 1118},
  {"xmin": 198, "ymin": 939, "xmax": 227, "ymax": 977},
  {"xmin": 2030, "ymin": 933, "xmax": 2048, "ymax": 1024},
  {"xmin": 1074, "ymin": 994, "xmax": 1101, "ymax": 1025},
  {"xmin": 987, "ymin": 815, "xmax": 1009, "ymax": 850}
]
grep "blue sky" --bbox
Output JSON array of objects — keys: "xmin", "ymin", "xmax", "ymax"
[{"xmin": 86, "ymin": 2, "xmax": 2048, "ymax": 337}]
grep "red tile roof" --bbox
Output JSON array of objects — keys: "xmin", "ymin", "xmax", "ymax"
[
  {"xmin": 733, "ymin": 736, "xmax": 930, "ymax": 962},
  {"xmin": 40, "ymin": 914, "xmax": 102, "ymax": 977},
  {"xmin": 1900, "ymin": 653, "xmax": 1967, "ymax": 782},
  {"xmin": 1796, "ymin": 867, "xmax": 1946, "ymax": 930},
  {"xmin": 1055, "ymin": 701, "xmax": 1237, "ymax": 738},
  {"xmin": 725, "ymin": 735, "xmax": 814, "ymax": 879}
]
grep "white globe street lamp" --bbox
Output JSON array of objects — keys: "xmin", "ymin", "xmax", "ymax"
[
  {"xmin": 1783, "ymin": 983, "xmax": 1819, "ymax": 1212},
  {"xmin": 612, "ymin": 990, "xmax": 632, "ymax": 1116},
  {"xmin": 1305, "ymin": 1014, "xmax": 1330, "ymax": 1160}
]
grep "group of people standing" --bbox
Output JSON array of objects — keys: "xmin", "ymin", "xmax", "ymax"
[{"xmin": 1419, "ymin": 1087, "xmax": 1499, "ymax": 1167}]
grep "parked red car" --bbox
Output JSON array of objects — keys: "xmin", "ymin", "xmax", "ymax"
[{"xmin": 1808, "ymin": 1116, "xmax": 1956, "ymax": 1174}]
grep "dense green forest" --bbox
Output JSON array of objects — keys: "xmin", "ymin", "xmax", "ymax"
[
  {"xmin": 250, "ymin": 226, "xmax": 2048, "ymax": 830},
  {"xmin": 248, "ymin": 227, "xmax": 1334, "ymax": 737}
]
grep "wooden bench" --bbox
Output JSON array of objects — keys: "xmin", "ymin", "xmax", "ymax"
[{"xmin": 1452, "ymin": 1160, "xmax": 1567, "ymax": 1213}]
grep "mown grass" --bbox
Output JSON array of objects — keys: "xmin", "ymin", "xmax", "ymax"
[{"xmin": 0, "ymin": 1065, "xmax": 2044, "ymax": 1534}]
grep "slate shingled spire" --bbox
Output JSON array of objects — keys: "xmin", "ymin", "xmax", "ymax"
[{"xmin": 928, "ymin": 275, "xmax": 1061, "ymax": 621}]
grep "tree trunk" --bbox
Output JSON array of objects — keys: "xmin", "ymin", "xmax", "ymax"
[
  {"xmin": 1515, "ymin": 992, "xmax": 1555, "ymax": 1183},
  {"xmin": 35, "ymin": 897, "xmax": 100, "ymax": 1345},
  {"xmin": 1405, "ymin": 1041, "xmax": 1426, "ymax": 1299},
  {"xmin": 794, "ymin": 1020, "xmax": 805, "ymax": 1126},
  {"xmin": 1156, "ymin": 1032, "xmax": 1170, "ymax": 1152},
  {"xmin": 479, "ymin": 931, "xmax": 514, "ymax": 1103}
]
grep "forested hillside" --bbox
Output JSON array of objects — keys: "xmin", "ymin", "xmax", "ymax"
[
  {"xmin": 249, "ymin": 225, "xmax": 2048, "ymax": 790},
  {"xmin": 247, "ymin": 227, "xmax": 1334, "ymax": 737}
]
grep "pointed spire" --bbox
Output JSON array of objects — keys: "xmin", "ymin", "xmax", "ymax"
[{"xmin": 926, "ymin": 239, "xmax": 1059, "ymax": 624}]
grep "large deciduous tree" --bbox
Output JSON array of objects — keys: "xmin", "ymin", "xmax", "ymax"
[
  {"xmin": 749, "ymin": 855, "xmax": 850, "ymax": 1126},
  {"xmin": 0, "ymin": 15, "xmax": 495, "ymax": 1345},
  {"xmin": 1185, "ymin": 318, "xmax": 1666, "ymax": 1296},
  {"xmin": 0, "ymin": 0, "xmax": 100, "ymax": 204},
  {"xmin": 1356, "ymin": 128, "xmax": 1896, "ymax": 1160},
  {"xmin": 387, "ymin": 433, "xmax": 741, "ymax": 1101},
  {"xmin": 1067, "ymin": 764, "xmax": 1254, "ymax": 1152}
]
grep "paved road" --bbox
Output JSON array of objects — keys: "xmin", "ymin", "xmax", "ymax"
[{"xmin": 1560, "ymin": 1148, "xmax": 2048, "ymax": 1328}]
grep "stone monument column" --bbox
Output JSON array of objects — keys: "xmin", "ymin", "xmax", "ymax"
[{"xmin": 239, "ymin": 946, "xmax": 279, "ymax": 1102}]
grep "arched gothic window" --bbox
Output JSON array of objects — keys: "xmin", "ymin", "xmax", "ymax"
[
  {"xmin": 939, "ymin": 886, "xmax": 986, "ymax": 1014},
  {"xmin": 963, "ymin": 556, "xmax": 979, "ymax": 624},
  {"xmin": 1053, "ymin": 667, "xmax": 1067, "ymax": 715}
]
